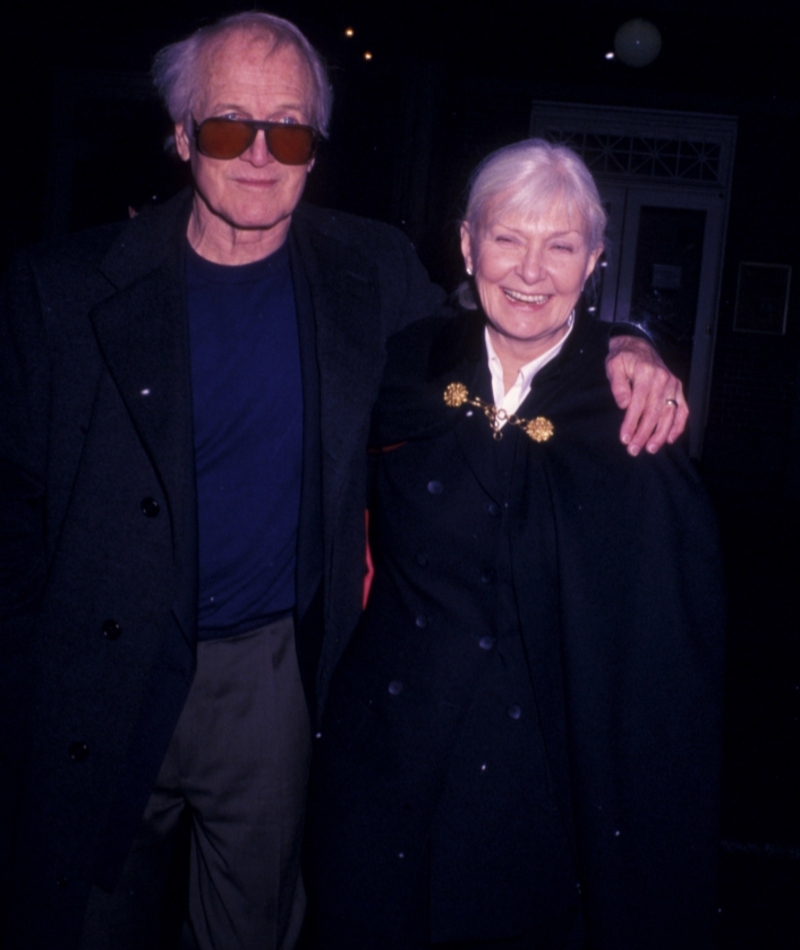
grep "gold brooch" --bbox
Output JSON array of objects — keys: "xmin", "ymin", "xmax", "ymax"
[{"xmin": 443, "ymin": 382, "xmax": 554, "ymax": 443}]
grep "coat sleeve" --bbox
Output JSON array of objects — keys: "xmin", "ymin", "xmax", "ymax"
[
  {"xmin": 387, "ymin": 229, "xmax": 447, "ymax": 336},
  {"xmin": 0, "ymin": 252, "xmax": 51, "ymax": 900},
  {"xmin": 549, "ymin": 438, "xmax": 725, "ymax": 948},
  {"xmin": 0, "ymin": 253, "xmax": 49, "ymax": 621}
]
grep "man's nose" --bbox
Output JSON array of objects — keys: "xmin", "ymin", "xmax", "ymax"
[{"xmin": 241, "ymin": 129, "xmax": 273, "ymax": 166}]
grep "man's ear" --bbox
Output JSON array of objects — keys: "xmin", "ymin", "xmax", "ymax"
[
  {"xmin": 460, "ymin": 223, "xmax": 474, "ymax": 275},
  {"xmin": 174, "ymin": 122, "xmax": 191, "ymax": 162}
]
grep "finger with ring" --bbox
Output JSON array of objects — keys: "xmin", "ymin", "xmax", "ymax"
[{"xmin": 665, "ymin": 398, "xmax": 679, "ymax": 408}]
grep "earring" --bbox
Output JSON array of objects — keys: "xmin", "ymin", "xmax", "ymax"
[{"xmin": 466, "ymin": 267, "xmax": 473, "ymax": 276}]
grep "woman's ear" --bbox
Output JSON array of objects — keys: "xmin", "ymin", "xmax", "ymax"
[{"xmin": 584, "ymin": 243, "xmax": 604, "ymax": 282}]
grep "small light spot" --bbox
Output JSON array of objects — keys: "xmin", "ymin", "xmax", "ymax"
[
  {"xmin": 605, "ymin": 51, "xmax": 615, "ymax": 60},
  {"xmin": 398, "ymin": 852, "xmax": 405, "ymax": 859},
  {"xmin": 614, "ymin": 830, "xmax": 621, "ymax": 836},
  {"xmin": 139, "ymin": 387, "xmax": 151, "ymax": 396},
  {"xmin": 466, "ymin": 410, "xmax": 474, "ymax": 417},
  {"xmin": 364, "ymin": 51, "xmax": 373, "ymax": 60},
  {"xmin": 480, "ymin": 763, "xmax": 487, "ymax": 771},
  {"xmin": 344, "ymin": 27, "xmax": 354, "ymax": 37},
  {"xmin": 315, "ymin": 732, "xmax": 322, "ymax": 739}
]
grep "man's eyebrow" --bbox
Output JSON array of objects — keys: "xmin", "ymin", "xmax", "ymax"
[{"xmin": 206, "ymin": 100, "xmax": 308, "ymax": 115}]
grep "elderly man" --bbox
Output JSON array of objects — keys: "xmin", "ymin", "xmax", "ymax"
[{"xmin": 0, "ymin": 11, "xmax": 686, "ymax": 950}]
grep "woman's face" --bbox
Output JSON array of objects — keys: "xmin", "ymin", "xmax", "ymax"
[{"xmin": 461, "ymin": 203, "xmax": 601, "ymax": 362}]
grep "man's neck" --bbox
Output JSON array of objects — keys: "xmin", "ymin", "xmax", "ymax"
[{"xmin": 186, "ymin": 199, "xmax": 291, "ymax": 266}]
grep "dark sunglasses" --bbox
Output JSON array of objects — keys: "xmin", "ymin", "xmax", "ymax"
[{"xmin": 193, "ymin": 117, "xmax": 320, "ymax": 165}]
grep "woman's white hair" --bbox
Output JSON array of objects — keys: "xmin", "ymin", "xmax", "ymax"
[
  {"xmin": 458, "ymin": 138, "xmax": 606, "ymax": 309},
  {"xmin": 152, "ymin": 11, "xmax": 332, "ymax": 136}
]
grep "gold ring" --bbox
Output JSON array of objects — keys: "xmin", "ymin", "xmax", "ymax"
[{"xmin": 665, "ymin": 398, "xmax": 679, "ymax": 408}]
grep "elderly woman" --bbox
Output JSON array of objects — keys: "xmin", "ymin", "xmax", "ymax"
[{"xmin": 306, "ymin": 140, "xmax": 724, "ymax": 950}]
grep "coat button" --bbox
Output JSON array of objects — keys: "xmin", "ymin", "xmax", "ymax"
[
  {"xmin": 415, "ymin": 614, "xmax": 428, "ymax": 629},
  {"xmin": 478, "ymin": 635, "xmax": 494, "ymax": 650},
  {"xmin": 68, "ymin": 742, "xmax": 89, "ymax": 762},
  {"xmin": 486, "ymin": 502, "xmax": 499, "ymax": 517},
  {"xmin": 506, "ymin": 704, "xmax": 522, "ymax": 720},
  {"xmin": 101, "ymin": 619, "xmax": 121, "ymax": 640},
  {"xmin": 141, "ymin": 497, "xmax": 160, "ymax": 517},
  {"xmin": 427, "ymin": 480, "xmax": 443, "ymax": 495},
  {"xmin": 388, "ymin": 680, "xmax": 403, "ymax": 696}
]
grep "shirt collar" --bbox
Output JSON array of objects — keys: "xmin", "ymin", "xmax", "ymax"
[{"xmin": 485, "ymin": 310, "xmax": 575, "ymax": 412}]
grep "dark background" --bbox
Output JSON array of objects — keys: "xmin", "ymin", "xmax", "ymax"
[{"xmin": 2, "ymin": 1, "xmax": 799, "ymax": 945}]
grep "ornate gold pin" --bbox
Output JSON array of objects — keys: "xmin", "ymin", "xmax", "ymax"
[{"xmin": 443, "ymin": 382, "xmax": 554, "ymax": 443}]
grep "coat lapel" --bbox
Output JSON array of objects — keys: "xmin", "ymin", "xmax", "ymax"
[
  {"xmin": 436, "ymin": 315, "xmax": 508, "ymax": 506},
  {"xmin": 289, "ymin": 213, "xmax": 388, "ymax": 541},
  {"xmin": 89, "ymin": 196, "xmax": 198, "ymax": 641}
]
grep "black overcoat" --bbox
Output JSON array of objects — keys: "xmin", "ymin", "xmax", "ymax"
[
  {"xmin": 0, "ymin": 190, "xmax": 444, "ymax": 948},
  {"xmin": 307, "ymin": 310, "xmax": 726, "ymax": 948}
]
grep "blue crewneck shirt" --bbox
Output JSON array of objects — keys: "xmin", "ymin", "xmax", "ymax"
[{"xmin": 186, "ymin": 240, "xmax": 303, "ymax": 639}]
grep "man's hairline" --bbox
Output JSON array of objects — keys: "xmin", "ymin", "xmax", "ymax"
[{"xmin": 184, "ymin": 27, "xmax": 319, "ymax": 132}]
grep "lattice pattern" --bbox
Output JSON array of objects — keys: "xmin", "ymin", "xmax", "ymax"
[{"xmin": 542, "ymin": 129, "xmax": 722, "ymax": 183}]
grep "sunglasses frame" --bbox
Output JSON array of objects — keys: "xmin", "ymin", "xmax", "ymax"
[{"xmin": 192, "ymin": 117, "xmax": 321, "ymax": 165}]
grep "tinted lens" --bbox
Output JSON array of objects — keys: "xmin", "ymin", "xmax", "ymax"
[
  {"xmin": 196, "ymin": 119, "xmax": 256, "ymax": 160},
  {"xmin": 195, "ymin": 119, "xmax": 317, "ymax": 164},
  {"xmin": 265, "ymin": 125, "xmax": 317, "ymax": 165}
]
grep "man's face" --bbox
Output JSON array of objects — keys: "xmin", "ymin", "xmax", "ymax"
[{"xmin": 175, "ymin": 32, "xmax": 315, "ymax": 249}]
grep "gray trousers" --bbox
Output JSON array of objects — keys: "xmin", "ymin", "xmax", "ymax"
[{"xmin": 80, "ymin": 615, "xmax": 310, "ymax": 950}]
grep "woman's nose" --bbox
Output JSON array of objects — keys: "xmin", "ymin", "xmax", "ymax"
[{"xmin": 518, "ymin": 247, "xmax": 545, "ymax": 283}]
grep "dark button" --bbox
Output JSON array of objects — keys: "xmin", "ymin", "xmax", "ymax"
[
  {"xmin": 56, "ymin": 875, "xmax": 68, "ymax": 889},
  {"xmin": 478, "ymin": 635, "xmax": 494, "ymax": 651},
  {"xmin": 480, "ymin": 569, "xmax": 495, "ymax": 584},
  {"xmin": 506, "ymin": 704, "xmax": 522, "ymax": 720},
  {"xmin": 388, "ymin": 680, "xmax": 403, "ymax": 696},
  {"xmin": 486, "ymin": 502, "xmax": 499, "ymax": 517},
  {"xmin": 101, "ymin": 619, "xmax": 121, "ymax": 640},
  {"xmin": 141, "ymin": 497, "xmax": 160, "ymax": 518},
  {"xmin": 416, "ymin": 553, "xmax": 429, "ymax": 567},
  {"xmin": 415, "ymin": 614, "xmax": 428, "ymax": 629},
  {"xmin": 427, "ymin": 480, "xmax": 443, "ymax": 495},
  {"xmin": 68, "ymin": 742, "xmax": 89, "ymax": 762}
]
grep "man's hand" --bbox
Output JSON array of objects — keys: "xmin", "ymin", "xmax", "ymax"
[{"xmin": 605, "ymin": 335, "xmax": 689, "ymax": 456}]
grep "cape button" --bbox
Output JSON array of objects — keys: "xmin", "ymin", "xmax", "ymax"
[
  {"xmin": 101, "ymin": 619, "xmax": 121, "ymax": 640},
  {"xmin": 141, "ymin": 497, "xmax": 160, "ymax": 518},
  {"xmin": 68, "ymin": 742, "xmax": 89, "ymax": 762}
]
